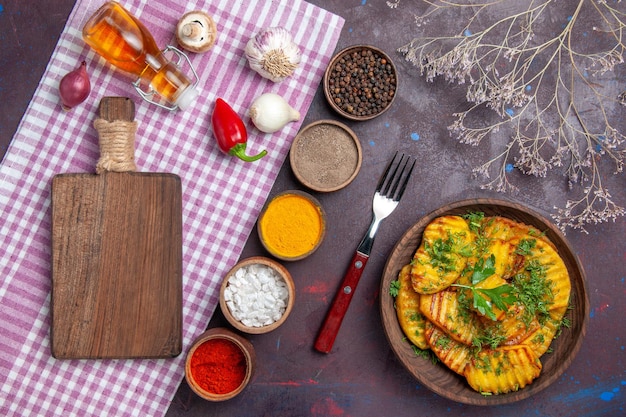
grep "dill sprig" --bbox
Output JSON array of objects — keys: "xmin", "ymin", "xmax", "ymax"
[{"xmin": 512, "ymin": 259, "xmax": 554, "ymax": 325}]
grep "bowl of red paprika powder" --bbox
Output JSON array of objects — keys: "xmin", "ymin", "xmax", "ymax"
[{"xmin": 185, "ymin": 327, "xmax": 256, "ymax": 401}]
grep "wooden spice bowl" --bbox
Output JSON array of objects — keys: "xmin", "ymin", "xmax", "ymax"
[
  {"xmin": 219, "ymin": 256, "xmax": 295, "ymax": 334},
  {"xmin": 379, "ymin": 198, "xmax": 589, "ymax": 405},
  {"xmin": 185, "ymin": 327, "xmax": 256, "ymax": 401},
  {"xmin": 257, "ymin": 191, "xmax": 326, "ymax": 261},
  {"xmin": 324, "ymin": 44, "xmax": 398, "ymax": 121},
  {"xmin": 290, "ymin": 120, "xmax": 362, "ymax": 192}
]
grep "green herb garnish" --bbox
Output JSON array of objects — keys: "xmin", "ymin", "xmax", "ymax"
[
  {"xmin": 472, "ymin": 324, "xmax": 507, "ymax": 350},
  {"xmin": 515, "ymin": 238, "xmax": 537, "ymax": 256},
  {"xmin": 512, "ymin": 259, "xmax": 553, "ymax": 324},
  {"xmin": 471, "ymin": 254, "xmax": 497, "ymax": 282},
  {"xmin": 424, "ymin": 232, "xmax": 473, "ymax": 274},
  {"xmin": 424, "ymin": 237, "xmax": 456, "ymax": 273},
  {"xmin": 406, "ymin": 340, "xmax": 439, "ymax": 363},
  {"xmin": 473, "ymin": 234, "xmax": 492, "ymax": 258},
  {"xmin": 463, "ymin": 212, "xmax": 485, "ymax": 232},
  {"xmin": 389, "ymin": 279, "xmax": 401, "ymax": 297},
  {"xmin": 453, "ymin": 254, "xmax": 517, "ymax": 320},
  {"xmin": 463, "ymin": 212, "xmax": 493, "ymax": 256}
]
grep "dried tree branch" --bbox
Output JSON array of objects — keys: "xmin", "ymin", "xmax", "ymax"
[{"xmin": 397, "ymin": 0, "xmax": 626, "ymax": 233}]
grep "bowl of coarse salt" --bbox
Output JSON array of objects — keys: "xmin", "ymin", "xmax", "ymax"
[{"xmin": 219, "ymin": 256, "xmax": 295, "ymax": 334}]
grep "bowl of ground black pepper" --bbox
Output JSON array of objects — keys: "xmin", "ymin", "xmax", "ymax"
[
  {"xmin": 324, "ymin": 45, "xmax": 398, "ymax": 121},
  {"xmin": 290, "ymin": 120, "xmax": 362, "ymax": 192}
]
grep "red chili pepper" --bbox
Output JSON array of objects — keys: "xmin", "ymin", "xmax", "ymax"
[{"xmin": 212, "ymin": 98, "xmax": 267, "ymax": 162}]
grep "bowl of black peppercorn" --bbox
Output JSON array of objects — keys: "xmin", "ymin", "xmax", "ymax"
[{"xmin": 324, "ymin": 45, "xmax": 398, "ymax": 121}]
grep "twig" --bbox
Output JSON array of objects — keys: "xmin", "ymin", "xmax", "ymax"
[{"xmin": 397, "ymin": 0, "xmax": 626, "ymax": 233}]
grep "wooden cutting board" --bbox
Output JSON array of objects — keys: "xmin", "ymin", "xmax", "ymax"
[{"xmin": 50, "ymin": 97, "xmax": 183, "ymax": 359}]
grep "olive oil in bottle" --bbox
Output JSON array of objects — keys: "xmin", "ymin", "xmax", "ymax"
[{"xmin": 82, "ymin": 1, "xmax": 198, "ymax": 110}]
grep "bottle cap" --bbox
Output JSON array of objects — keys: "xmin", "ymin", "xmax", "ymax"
[{"xmin": 175, "ymin": 85, "xmax": 200, "ymax": 111}]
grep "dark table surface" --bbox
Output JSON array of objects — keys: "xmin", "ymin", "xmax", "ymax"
[{"xmin": 1, "ymin": 1, "xmax": 624, "ymax": 416}]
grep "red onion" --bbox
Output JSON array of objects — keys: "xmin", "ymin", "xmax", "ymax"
[{"xmin": 59, "ymin": 61, "xmax": 91, "ymax": 111}]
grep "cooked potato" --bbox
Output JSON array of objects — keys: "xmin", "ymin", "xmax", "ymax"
[
  {"xmin": 484, "ymin": 216, "xmax": 557, "ymax": 251},
  {"xmin": 395, "ymin": 265, "xmax": 428, "ymax": 350},
  {"xmin": 419, "ymin": 289, "xmax": 480, "ymax": 346},
  {"xmin": 485, "ymin": 238, "xmax": 524, "ymax": 279},
  {"xmin": 527, "ymin": 238, "xmax": 571, "ymax": 312},
  {"xmin": 499, "ymin": 303, "xmax": 541, "ymax": 345},
  {"xmin": 482, "ymin": 216, "xmax": 531, "ymax": 242},
  {"xmin": 410, "ymin": 216, "xmax": 473, "ymax": 294},
  {"xmin": 424, "ymin": 321, "xmax": 471, "ymax": 375},
  {"xmin": 464, "ymin": 345, "xmax": 542, "ymax": 394},
  {"xmin": 521, "ymin": 306, "xmax": 567, "ymax": 357}
]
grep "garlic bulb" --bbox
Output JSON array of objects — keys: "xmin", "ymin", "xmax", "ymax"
[
  {"xmin": 249, "ymin": 93, "xmax": 300, "ymax": 133},
  {"xmin": 245, "ymin": 27, "xmax": 301, "ymax": 82}
]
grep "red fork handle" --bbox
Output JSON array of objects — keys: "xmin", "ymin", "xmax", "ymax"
[{"xmin": 314, "ymin": 251, "xmax": 370, "ymax": 353}]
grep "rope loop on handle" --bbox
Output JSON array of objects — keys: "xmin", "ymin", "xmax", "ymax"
[{"xmin": 94, "ymin": 118, "xmax": 138, "ymax": 174}]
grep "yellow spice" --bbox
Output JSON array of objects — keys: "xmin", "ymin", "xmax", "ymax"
[{"xmin": 259, "ymin": 193, "xmax": 323, "ymax": 258}]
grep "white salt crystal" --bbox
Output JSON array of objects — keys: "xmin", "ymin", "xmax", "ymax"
[{"xmin": 224, "ymin": 263, "xmax": 290, "ymax": 328}]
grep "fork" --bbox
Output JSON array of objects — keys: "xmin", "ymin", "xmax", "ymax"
[{"xmin": 314, "ymin": 152, "xmax": 415, "ymax": 353}]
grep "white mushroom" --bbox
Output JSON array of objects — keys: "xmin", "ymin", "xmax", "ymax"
[{"xmin": 176, "ymin": 11, "xmax": 217, "ymax": 53}]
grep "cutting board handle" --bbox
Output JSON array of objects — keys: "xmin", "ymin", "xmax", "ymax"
[{"xmin": 94, "ymin": 97, "xmax": 138, "ymax": 174}]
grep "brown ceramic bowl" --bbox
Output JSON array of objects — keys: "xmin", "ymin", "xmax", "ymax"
[
  {"xmin": 220, "ymin": 256, "xmax": 295, "ymax": 334},
  {"xmin": 185, "ymin": 327, "xmax": 256, "ymax": 401},
  {"xmin": 324, "ymin": 45, "xmax": 398, "ymax": 121},
  {"xmin": 290, "ymin": 120, "xmax": 362, "ymax": 192},
  {"xmin": 379, "ymin": 198, "xmax": 589, "ymax": 405},
  {"xmin": 257, "ymin": 191, "xmax": 326, "ymax": 261}
]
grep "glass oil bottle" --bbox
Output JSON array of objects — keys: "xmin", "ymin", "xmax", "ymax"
[{"xmin": 82, "ymin": 1, "xmax": 199, "ymax": 111}]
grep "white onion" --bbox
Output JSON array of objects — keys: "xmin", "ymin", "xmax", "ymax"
[{"xmin": 248, "ymin": 93, "xmax": 300, "ymax": 133}]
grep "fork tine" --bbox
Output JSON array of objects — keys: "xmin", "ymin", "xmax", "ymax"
[
  {"xmin": 376, "ymin": 152, "xmax": 415, "ymax": 201},
  {"xmin": 375, "ymin": 151, "xmax": 398, "ymax": 193},
  {"xmin": 377, "ymin": 152, "xmax": 406, "ymax": 195},
  {"xmin": 394, "ymin": 158, "xmax": 415, "ymax": 202},
  {"xmin": 387, "ymin": 155, "xmax": 409, "ymax": 198}
]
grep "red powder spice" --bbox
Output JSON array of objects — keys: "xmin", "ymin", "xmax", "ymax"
[{"xmin": 190, "ymin": 338, "xmax": 247, "ymax": 395}]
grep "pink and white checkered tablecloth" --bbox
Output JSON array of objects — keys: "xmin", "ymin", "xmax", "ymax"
[{"xmin": 0, "ymin": 0, "xmax": 343, "ymax": 415}]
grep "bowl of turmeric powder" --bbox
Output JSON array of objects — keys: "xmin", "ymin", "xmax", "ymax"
[
  {"xmin": 257, "ymin": 190, "xmax": 326, "ymax": 261},
  {"xmin": 185, "ymin": 327, "xmax": 256, "ymax": 401}
]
